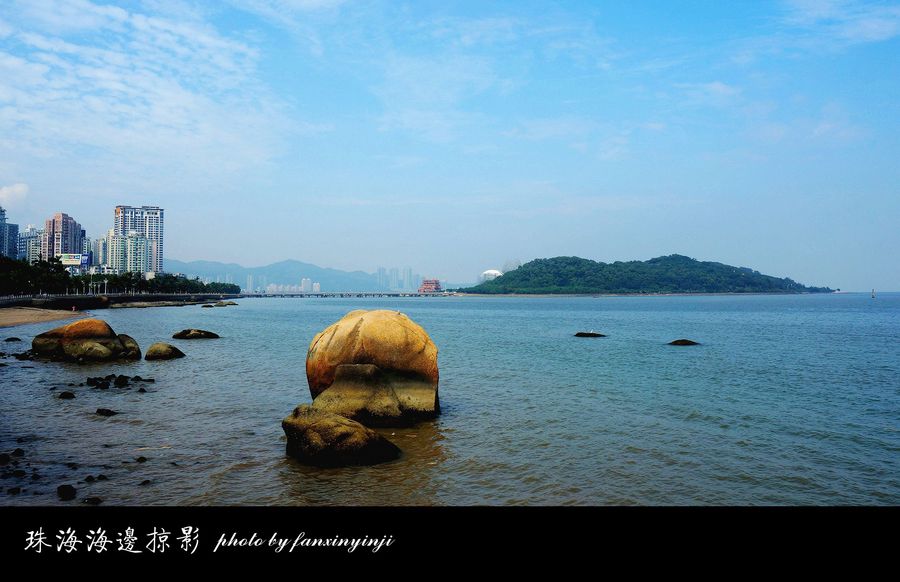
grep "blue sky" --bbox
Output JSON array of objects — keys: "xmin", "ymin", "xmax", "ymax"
[{"xmin": 0, "ymin": 0, "xmax": 898, "ymax": 288}]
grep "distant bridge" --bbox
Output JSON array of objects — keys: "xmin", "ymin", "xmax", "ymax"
[{"xmin": 240, "ymin": 292, "xmax": 450, "ymax": 299}]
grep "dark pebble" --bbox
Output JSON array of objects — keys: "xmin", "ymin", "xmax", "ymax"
[
  {"xmin": 139, "ymin": 480, "xmax": 151, "ymax": 486},
  {"xmin": 8, "ymin": 487, "xmax": 21, "ymax": 495},
  {"xmin": 85, "ymin": 475, "xmax": 95, "ymax": 482},
  {"xmin": 82, "ymin": 497, "xmax": 103, "ymax": 506},
  {"xmin": 136, "ymin": 456, "xmax": 147, "ymax": 463},
  {"xmin": 4, "ymin": 337, "xmax": 22, "ymax": 342},
  {"xmin": 170, "ymin": 462, "xmax": 179, "ymax": 466},
  {"xmin": 114, "ymin": 375, "xmax": 130, "ymax": 387},
  {"xmin": 138, "ymin": 387, "xmax": 147, "ymax": 393},
  {"xmin": 96, "ymin": 408, "xmax": 118, "ymax": 417},
  {"xmin": 132, "ymin": 375, "xmax": 143, "ymax": 381},
  {"xmin": 58, "ymin": 391, "xmax": 76, "ymax": 400},
  {"xmin": 104, "ymin": 374, "xmax": 116, "ymax": 381},
  {"xmin": 12, "ymin": 448, "xmax": 24, "ymax": 457},
  {"xmin": 57, "ymin": 484, "xmax": 77, "ymax": 501},
  {"xmin": 97, "ymin": 381, "xmax": 110, "ymax": 390},
  {"xmin": 97, "ymin": 474, "xmax": 108, "ymax": 481},
  {"xmin": 65, "ymin": 462, "xmax": 79, "ymax": 470}
]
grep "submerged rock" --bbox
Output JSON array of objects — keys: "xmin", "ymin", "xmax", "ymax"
[
  {"xmin": 172, "ymin": 329, "xmax": 219, "ymax": 339},
  {"xmin": 31, "ymin": 319, "xmax": 141, "ymax": 362},
  {"xmin": 4, "ymin": 337, "xmax": 21, "ymax": 342},
  {"xmin": 306, "ymin": 309, "xmax": 439, "ymax": 423},
  {"xmin": 58, "ymin": 391, "xmax": 76, "ymax": 400},
  {"xmin": 57, "ymin": 484, "xmax": 77, "ymax": 501},
  {"xmin": 574, "ymin": 331, "xmax": 606, "ymax": 337},
  {"xmin": 96, "ymin": 408, "xmax": 118, "ymax": 417},
  {"xmin": 668, "ymin": 339, "xmax": 700, "ymax": 346},
  {"xmin": 201, "ymin": 304, "xmax": 214, "ymax": 308},
  {"xmin": 145, "ymin": 342, "xmax": 186, "ymax": 361},
  {"xmin": 281, "ymin": 405, "xmax": 400, "ymax": 467}
]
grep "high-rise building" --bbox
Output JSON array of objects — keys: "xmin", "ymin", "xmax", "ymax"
[
  {"xmin": 377, "ymin": 267, "xmax": 387, "ymax": 289},
  {"xmin": 114, "ymin": 205, "xmax": 164, "ymax": 273},
  {"xmin": 0, "ymin": 206, "xmax": 19, "ymax": 259},
  {"xmin": 41, "ymin": 212, "xmax": 83, "ymax": 259},
  {"xmin": 246, "ymin": 274, "xmax": 254, "ymax": 293},
  {"xmin": 312, "ymin": 282, "xmax": 321, "ymax": 293},
  {"xmin": 91, "ymin": 237, "xmax": 108, "ymax": 267},
  {"xmin": 17, "ymin": 225, "xmax": 42, "ymax": 263},
  {"xmin": 389, "ymin": 267, "xmax": 399, "ymax": 290},
  {"xmin": 300, "ymin": 277, "xmax": 312, "ymax": 292},
  {"xmin": 107, "ymin": 230, "xmax": 151, "ymax": 274}
]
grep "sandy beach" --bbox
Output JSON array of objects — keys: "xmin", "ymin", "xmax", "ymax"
[{"xmin": 0, "ymin": 307, "xmax": 86, "ymax": 329}]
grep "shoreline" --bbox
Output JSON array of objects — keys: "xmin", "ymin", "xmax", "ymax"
[
  {"xmin": 450, "ymin": 291, "xmax": 843, "ymax": 298},
  {"xmin": 0, "ymin": 307, "xmax": 87, "ymax": 329}
]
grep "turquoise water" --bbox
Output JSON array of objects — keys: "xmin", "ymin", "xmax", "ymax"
[{"xmin": 1, "ymin": 293, "xmax": 898, "ymax": 505}]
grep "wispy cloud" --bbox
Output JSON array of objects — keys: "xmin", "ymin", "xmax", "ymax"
[
  {"xmin": 0, "ymin": 183, "xmax": 28, "ymax": 208},
  {"xmin": 0, "ymin": 0, "xmax": 313, "ymax": 200},
  {"xmin": 784, "ymin": 0, "xmax": 900, "ymax": 43}
]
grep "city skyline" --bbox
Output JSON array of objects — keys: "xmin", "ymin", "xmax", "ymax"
[{"xmin": 1, "ymin": 2, "xmax": 898, "ymax": 289}]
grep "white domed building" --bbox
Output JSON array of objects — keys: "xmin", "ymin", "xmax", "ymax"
[{"xmin": 480, "ymin": 269, "xmax": 503, "ymax": 282}]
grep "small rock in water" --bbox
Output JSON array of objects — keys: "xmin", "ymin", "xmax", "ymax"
[
  {"xmin": 135, "ymin": 456, "xmax": 147, "ymax": 463},
  {"xmin": 0, "ymin": 453, "xmax": 10, "ymax": 465},
  {"xmin": 138, "ymin": 387, "xmax": 147, "ymax": 393},
  {"xmin": 7, "ymin": 486, "xmax": 21, "ymax": 495},
  {"xmin": 57, "ymin": 484, "xmax": 77, "ymax": 501},
  {"xmin": 96, "ymin": 408, "xmax": 118, "ymax": 417},
  {"xmin": 12, "ymin": 448, "xmax": 24, "ymax": 457},
  {"xmin": 58, "ymin": 391, "xmax": 76, "ymax": 400},
  {"xmin": 97, "ymin": 381, "xmax": 110, "ymax": 390},
  {"xmin": 139, "ymin": 479, "xmax": 151, "ymax": 486},
  {"xmin": 668, "ymin": 339, "xmax": 700, "ymax": 346},
  {"xmin": 97, "ymin": 474, "xmax": 108, "ymax": 481},
  {"xmin": 132, "ymin": 375, "xmax": 143, "ymax": 381},
  {"xmin": 82, "ymin": 497, "xmax": 103, "ymax": 506},
  {"xmin": 85, "ymin": 475, "xmax": 95, "ymax": 482},
  {"xmin": 574, "ymin": 331, "xmax": 606, "ymax": 337},
  {"xmin": 65, "ymin": 462, "xmax": 79, "ymax": 470},
  {"xmin": 4, "ymin": 337, "xmax": 22, "ymax": 342},
  {"xmin": 12, "ymin": 469, "xmax": 27, "ymax": 478},
  {"xmin": 114, "ymin": 375, "xmax": 130, "ymax": 387}
]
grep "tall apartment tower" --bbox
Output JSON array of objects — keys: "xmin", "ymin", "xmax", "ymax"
[
  {"xmin": 17, "ymin": 225, "xmax": 43, "ymax": 263},
  {"xmin": 41, "ymin": 212, "xmax": 83, "ymax": 259},
  {"xmin": 114, "ymin": 205, "xmax": 164, "ymax": 273},
  {"xmin": 0, "ymin": 206, "xmax": 19, "ymax": 259}
]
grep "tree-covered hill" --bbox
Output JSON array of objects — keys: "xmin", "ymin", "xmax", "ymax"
[{"xmin": 463, "ymin": 255, "xmax": 832, "ymax": 294}]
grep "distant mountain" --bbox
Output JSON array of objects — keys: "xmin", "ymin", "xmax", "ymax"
[
  {"xmin": 463, "ymin": 254, "xmax": 833, "ymax": 294},
  {"xmin": 165, "ymin": 258, "xmax": 382, "ymax": 291}
]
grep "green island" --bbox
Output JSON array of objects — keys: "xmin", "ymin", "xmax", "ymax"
[
  {"xmin": 462, "ymin": 254, "xmax": 833, "ymax": 295},
  {"xmin": 0, "ymin": 255, "xmax": 241, "ymax": 295}
]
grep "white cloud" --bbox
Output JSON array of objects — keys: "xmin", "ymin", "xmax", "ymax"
[
  {"xmin": 0, "ymin": 0, "xmax": 306, "ymax": 199},
  {"xmin": 0, "ymin": 183, "xmax": 29, "ymax": 207},
  {"xmin": 783, "ymin": 0, "xmax": 900, "ymax": 44}
]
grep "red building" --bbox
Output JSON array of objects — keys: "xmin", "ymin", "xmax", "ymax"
[{"xmin": 418, "ymin": 279, "xmax": 443, "ymax": 293}]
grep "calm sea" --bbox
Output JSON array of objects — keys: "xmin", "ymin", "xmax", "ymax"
[{"xmin": 1, "ymin": 293, "xmax": 898, "ymax": 505}]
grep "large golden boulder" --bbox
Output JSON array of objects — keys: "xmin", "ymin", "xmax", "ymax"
[
  {"xmin": 306, "ymin": 310, "xmax": 439, "ymax": 424},
  {"xmin": 32, "ymin": 318, "xmax": 140, "ymax": 362}
]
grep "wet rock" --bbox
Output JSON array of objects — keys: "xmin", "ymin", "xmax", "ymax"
[
  {"xmin": 13, "ymin": 352, "xmax": 32, "ymax": 360},
  {"xmin": 201, "ymin": 304, "xmax": 214, "ymax": 308},
  {"xmin": 281, "ymin": 404, "xmax": 401, "ymax": 467},
  {"xmin": 0, "ymin": 453, "xmax": 9, "ymax": 465},
  {"xmin": 32, "ymin": 319, "xmax": 140, "ymax": 362},
  {"xmin": 31, "ymin": 473, "xmax": 40, "ymax": 481},
  {"xmin": 139, "ymin": 479, "xmax": 151, "ymax": 486},
  {"xmin": 172, "ymin": 329, "xmax": 219, "ymax": 339},
  {"xmin": 138, "ymin": 387, "xmax": 147, "ymax": 393},
  {"xmin": 668, "ymin": 339, "xmax": 701, "ymax": 346},
  {"xmin": 12, "ymin": 448, "xmax": 24, "ymax": 457},
  {"xmin": 114, "ymin": 375, "xmax": 130, "ymax": 387},
  {"xmin": 4, "ymin": 337, "xmax": 22, "ymax": 342},
  {"xmin": 145, "ymin": 342, "xmax": 186, "ymax": 361},
  {"xmin": 96, "ymin": 408, "xmax": 118, "ymax": 417},
  {"xmin": 306, "ymin": 309, "xmax": 439, "ymax": 423},
  {"xmin": 118, "ymin": 334, "xmax": 142, "ymax": 360},
  {"xmin": 97, "ymin": 474, "xmax": 108, "ymax": 481},
  {"xmin": 57, "ymin": 484, "xmax": 77, "ymax": 501},
  {"xmin": 58, "ymin": 391, "xmax": 76, "ymax": 400},
  {"xmin": 85, "ymin": 475, "xmax": 95, "ymax": 482},
  {"xmin": 82, "ymin": 497, "xmax": 103, "ymax": 505},
  {"xmin": 574, "ymin": 331, "xmax": 606, "ymax": 337},
  {"xmin": 213, "ymin": 301, "xmax": 238, "ymax": 307},
  {"xmin": 135, "ymin": 456, "xmax": 147, "ymax": 463},
  {"xmin": 12, "ymin": 469, "xmax": 26, "ymax": 478},
  {"xmin": 8, "ymin": 486, "xmax": 21, "ymax": 495},
  {"xmin": 65, "ymin": 462, "xmax": 79, "ymax": 470}
]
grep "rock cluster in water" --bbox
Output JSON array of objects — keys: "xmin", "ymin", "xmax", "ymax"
[{"xmin": 283, "ymin": 309, "xmax": 440, "ymax": 466}]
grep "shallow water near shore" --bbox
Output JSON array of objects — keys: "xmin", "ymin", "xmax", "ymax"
[{"xmin": 1, "ymin": 293, "xmax": 898, "ymax": 505}]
